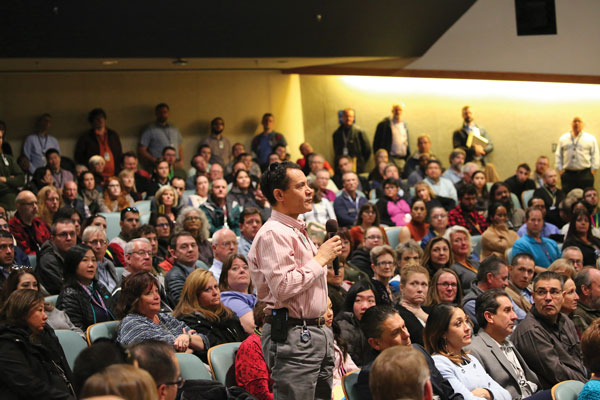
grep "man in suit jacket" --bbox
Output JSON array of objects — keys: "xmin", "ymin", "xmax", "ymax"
[{"xmin": 467, "ymin": 289, "xmax": 542, "ymax": 399}]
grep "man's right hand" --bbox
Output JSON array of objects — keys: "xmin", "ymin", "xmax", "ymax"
[{"xmin": 315, "ymin": 235, "xmax": 342, "ymax": 267}]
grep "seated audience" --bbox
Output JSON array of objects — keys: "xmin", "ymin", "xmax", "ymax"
[
  {"xmin": 136, "ymin": 224, "xmax": 165, "ymax": 278},
  {"xmin": 37, "ymin": 185, "xmax": 62, "ymax": 226},
  {"xmin": 174, "ymin": 207, "xmax": 213, "ymax": 267},
  {"xmin": 422, "ymin": 237, "xmax": 454, "ymax": 277},
  {"xmin": 81, "ymin": 364, "xmax": 158, "ymax": 400},
  {"xmin": 334, "ymin": 280, "xmax": 376, "ymax": 366},
  {"xmin": 227, "ymin": 169, "xmax": 258, "ymax": 210},
  {"xmin": 0, "ymin": 289, "xmax": 75, "ymax": 399},
  {"xmin": 82, "ymin": 225, "xmax": 118, "ymax": 293},
  {"xmin": 99, "ymin": 176, "xmax": 134, "ymax": 212},
  {"xmin": 119, "ymin": 168, "xmax": 142, "ymax": 202},
  {"xmin": 516, "ymin": 197, "xmax": 560, "ymax": 238},
  {"xmin": 9, "ymin": 190, "xmax": 51, "ymax": 254},
  {"xmin": 38, "ymin": 217, "xmax": 77, "ymax": 295},
  {"xmin": 82, "ymin": 213, "xmax": 107, "ymax": 232},
  {"xmin": 349, "ymin": 226, "xmax": 385, "ymax": 278},
  {"xmin": 481, "ymin": 202, "xmax": 519, "ymax": 260},
  {"xmin": 505, "ymin": 253, "xmax": 535, "ymax": 314},
  {"xmin": 333, "ymin": 156, "xmax": 369, "ymax": 193},
  {"xmin": 238, "ymin": 207, "xmax": 263, "ymax": 258},
  {"xmin": 55, "ymin": 206, "xmax": 83, "ymax": 241},
  {"xmin": 562, "ymin": 245, "xmax": 585, "ymax": 272},
  {"xmin": 370, "ymin": 245, "xmax": 396, "ymax": 305},
  {"xmin": 129, "ymin": 339, "xmax": 182, "ymax": 400},
  {"xmin": 512, "ymin": 207, "xmax": 560, "ymax": 270},
  {"xmin": 377, "ymin": 163, "xmax": 410, "ymax": 201},
  {"xmin": 356, "ymin": 305, "xmax": 459, "ymax": 400},
  {"xmin": 467, "ymin": 289, "xmax": 545, "ymax": 400},
  {"xmin": 424, "ymin": 160, "xmax": 458, "ymax": 203},
  {"xmin": 1, "ymin": 267, "xmax": 83, "ymax": 336},
  {"xmin": 471, "ymin": 170, "xmax": 488, "ymax": 212},
  {"xmin": 349, "ymin": 203, "xmax": 388, "ymax": 249},
  {"xmin": 533, "ymin": 168, "xmax": 564, "ymax": 228},
  {"xmin": 425, "ymin": 268, "xmax": 463, "ymax": 307},
  {"xmin": 424, "ymin": 303, "xmax": 511, "ymax": 400},
  {"xmin": 313, "ymin": 168, "xmax": 336, "ymax": 202},
  {"xmin": 442, "ymin": 148, "xmax": 466, "ymax": 185},
  {"xmin": 147, "ymin": 158, "xmax": 171, "ymax": 197},
  {"xmin": 235, "ymin": 302, "xmax": 274, "ymax": 400},
  {"xmin": 187, "ymin": 174, "xmax": 209, "ymax": 208},
  {"xmin": 327, "ymin": 234, "xmax": 353, "ymax": 316},
  {"xmin": 397, "ymin": 264, "xmax": 430, "ymax": 346},
  {"xmin": 108, "ymin": 207, "xmax": 140, "ymax": 267},
  {"xmin": 404, "ymin": 134, "xmax": 434, "ymax": 178},
  {"xmin": 505, "ymin": 163, "xmax": 536, "ymax": 207},
  {"xmin": 489, "ymin": 182, "xmax": 525, "ymax": 229},
  {"xmin": 121, "ymin": 151, "xmax": 152, "ymax": 196},
  {"xmin": 46, "ymin": 148, "xmax": 74, "ymax": 190},
  {"xmin": 407, "ymin": 152, "xmax": 431, "ymax": 187},
  {"xmin": 415, "ymin": 181, "xmax": 456, "ymax": 212},
  {"xmin": 512, "ymin": 271, "xmax": 588, "ymax": 389},
  {"xmin": 324, "ymin": 297, "xmax": 358, "ymax": 394},
  {"xmin": 116, "ymin": 271, "xmax": 207, "ymax": 352},
  {"xmin": 172, "ymin": 269, "xmax": 247, "ymax": 361},
  {"xmin": 62, "ymin": 181, "xmax": 86, "ymax": 218},
  {"xmin": 200, "ymin": 178, "xmax": 241, "ymax": 236},
  {"xmin": 560, "ymin": 275, "xmax": 579, "ymax": 317},
  {"xmin": 150, "ymin": 213, "xmax": 173, "ymax": 261},
  {"xmin": 31, "ymin": 166, "xmax": 55, "ymax": 193},
  {"xmin": 448, "ymin": 184, "xmax": 488, "ymax": 236},
  {"xmin": 56, "ymin": 244, "xmax": 115, "ymax": 331},
  {"xmin": 579, "ymin": 319, "xmax": 600, "ymax": 400},
  {"xmin": 445, "ymin": 226, "xmax": 480, "ymax": 292},
  {"xmin": 563, "ymin": 210, "xmax": 600, "ymax": 267},
  {"xmin": 152, "ymin": 185, "xmax": 179, "ymax": 222},
  {"xmin": 368, "ymin": 159, "xmax": 387, "ymax": 190},
  {"xmin": 548, "ymin": 258, "xmax": 577, "ymax": 279},
  {"xmin": 299, "ymin": 181, "xmax": 336, "ymax": 226},
  {"xmin": 78, "ymin": 171, "xmax": 101, "ymax": 216},
  {"xmin": 334, "ymin": 171, "xmax": 368, "ymax": 228},
  {"xmin": 219, "ymin": 254, "xmax": 257, "ymax": 334},
  {"xmin": 421, "ymin": 206, "xmax": 449, "ymax": 249},
  {"xmin": 376, "ymin": 178, "xmax": 411, "ymax": 226},
  {"xmin": 165, "ymin": 231, "xmax": 203, "ymax": 306},
  {"xmin": 572, "ymin": 267, "xmax": 600, "ymax": 336},
  {"xmin": 209, "ymin": 228, "xmax": 238, "ymax": 281},
  {"xmin": 399, "ymin": 199, "xmax": 429, "ymax": 243}
]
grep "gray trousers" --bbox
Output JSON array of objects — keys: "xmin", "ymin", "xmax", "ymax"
[{"xmin": 262, "ymin": 323, "xmax": 334, "ymax": 400}]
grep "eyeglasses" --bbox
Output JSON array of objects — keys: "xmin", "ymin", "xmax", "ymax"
[
  {"xmin": 431, "ymin": 214, "xmax": 448, "ymax": 219},
  {"xmin": 86, "ymin": 239, "xmax": 107, "ymax": 246},
  {"xmin": 22, "ymin": 201, "xmax": 38, "ymax": 207},
  {"xmin": 218, "ymin": 241, "xmax": 237, "ymax": 248},
  {"xmin": 185, "ymin": 216, "xmax": 201, "ymax": 222},
  {"xmin": 437, "ymin": 282, "xmax": 458, "ymax": 288},
  {"xmin": 9, "ymin": 265, "xmax": 33, "ymax": 273},
  {"xmin": 156, "ymin": 223, "xmax": 170, "ymax": 229},
  {"xmin": 376, "ymin": 261, "xmax": 395, "ymax": 267},
  {"xmin": 123, "ymin": 207, "xmax": 139, "ymax": 213},
  {"xmin": 534, "ymin": 289, "xmax": 563, "ymax": 298},
  {"xmin": 107, "ymin": 184, "xmax": 120, "ymax": 188},
  {"xmin": 366, "ymin": 236, "xmax": 383, "ymax": 240},
  {"xmin": 132, "ymin": 250, "xmax": 152, "ymax": 257},
  {"xmin": 164, "ymin": 376, "xmax": 185, "ymax": 389},
  {"xmin": 55, "ymin": 231, "xmax": 76, "ymax": 238}
]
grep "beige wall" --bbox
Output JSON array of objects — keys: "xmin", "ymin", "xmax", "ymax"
[
  {"xmin": 300, "ymin": 74, "xmax": 600, "ymax": 185},
  {"xmin": 0, "ymin": 70, "xmax": 305, "ymax": 167}
]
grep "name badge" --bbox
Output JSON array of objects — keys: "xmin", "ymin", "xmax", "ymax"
[{"xmin": 104, "ymin": 152, "xmax": 110, "ymax": 161}]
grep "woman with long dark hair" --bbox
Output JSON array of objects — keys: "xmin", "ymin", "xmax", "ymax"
[
  {"xmin": 349, "ymin": 203, "xmax": 389, "ymax": 249},
  {"xmin": 421, "ymin": 236, "xmax": 454, "ymax": 278},
  {"xmin": 563, "ymin": 209, "xmax": 600, "ymax": 266}
]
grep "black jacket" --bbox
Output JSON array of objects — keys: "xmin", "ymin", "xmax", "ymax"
[
  {"xmin": 394, "ymin": 303, "xmax": 432, "ymax": 347},
  {"xmin": 332, "ymin": 125, "xmax": 372, "ymax": 174},
  {"xmin": 37, "ymin": 241, "xmax": 66, "ymax": 296},
  {"xmin": 334, "ymin": 311, "xmax": 369, "ymax": 367},
  {"xmin": 373, "ymin": 118, "xmax": 410, "ymax": 159},
  {"xmin": 74, "ymin": 128, "xmax": 123, "ymax": 170},
  {"xmin": 178, "ymin": 311, "xmax": 247, "ymax": 362},
  {"xmin": 348, "ymin": 247, "xmax": 373, "ymax": 278},
  {"xmin": 0, "ymin": 323, "xmax": 75, "ymax": 400},
  {"xmin": 56, "ymin": 280, "xmax": 115, "ymax": 332}
]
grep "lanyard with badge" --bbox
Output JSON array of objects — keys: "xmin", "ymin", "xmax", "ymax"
[{"xmin": 38, "ymin": 134, "xmax": 49, "ymax": 164}]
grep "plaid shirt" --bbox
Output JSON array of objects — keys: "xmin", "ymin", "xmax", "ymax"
[
  {"xmin": 448, "ymin": 205, "xmax": 488, "ymax": 235},
  {"xmin": 9, "ymin": 213, "xmax": 50, "ymax": 255}
]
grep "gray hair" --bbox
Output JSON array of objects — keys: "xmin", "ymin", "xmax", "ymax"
[
  {"xmin": 175, "ymin": 206, "xmax": 209, "ymax": 241},
  {"xmin": 124, "ymin": 238, "xmax": 151, "ymax": 255},
  {"xmin": 575, "ymin": 267, "xmax": 596, "ymax": 297},
  {"xmin": 443, "ymin": 225, "xmax": 472, "ymax": 254},
  {"xmin": 395, "ymin": 240, "xmax": 423, "ymax": 259},
  {"xmin": 370, "ymin": 245, "xmax": 397, "ymax": 266},
  {"xmin": 82, "ymin": 225, "xmax": 106, "ymax": 243}
]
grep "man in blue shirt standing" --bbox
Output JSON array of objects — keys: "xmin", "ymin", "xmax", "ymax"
[
  {"xmin": 23, "ymin": 113, "xmax": 60, "ymax": 174},
  {"xmin": 251, "ymin": 113, "xmax": 287, "ymax": 171}
]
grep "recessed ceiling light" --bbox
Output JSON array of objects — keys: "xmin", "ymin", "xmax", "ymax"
[
  {"xmin": 102, "ymin": 60, "xmax": 118, "ymax": 65},
  {"xmin": 172, "ymin": 58, "xmax": 188, "ymax": 66}
]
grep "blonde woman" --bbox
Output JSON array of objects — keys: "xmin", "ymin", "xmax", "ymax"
[
  {"xmin": 37, "ymin": 185, "xmax": 62, "ymax": 225},
  {"xmin": 153, "ymin": 185, "xmax": 178, "ymax": 221},
  {"xmin": 119, "ymin": 168, "xmax": 142, "ymax": 201}
]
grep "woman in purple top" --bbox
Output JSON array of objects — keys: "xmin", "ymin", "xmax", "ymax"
[{"xmin": 219, "ymin": 254, "xmax": 257, "ymax": 334}]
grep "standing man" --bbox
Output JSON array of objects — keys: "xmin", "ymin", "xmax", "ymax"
[
  {"xmin": 452, "ymin": 106, "xmax": 494, "ymax": 165},
  {"xmin": 332, "ymin": 108, "xmax": 371, "ymax": 174},
  {"xmin": 248, "ymin": 161, "xmax": 342, "ymax": 399},
  {"xmin": 533, "ymin": 156, "xmax": 549, "ymax": 188},
  {"xmin": 252, "ymin": 113, "xmax": 287, "ymax": 170},
  {"xmin": 533, "ymin": 168, "xmax": 565, "ymax": 228},
  {"xmin": 200, "ymin": 117, "xmax": 231, "ymax": 167},
  {"xmin": 23, "ymin": 113, "xmax": 60, "ymax": 173},
  {"xmin": 139, "ymin": 103, "xmax": 184, "ymax": 170},
  {"xmin": 46, "ymin": 148, "xmax": 74, "ymax": 190},
  {"xmin": 373, "ymin": 104, "xmax": 410, "ymax": 171},
  {"xmin": 0, "ymin": 128, "xmax": 24, "ymax": 210},
  {"xmin": 556, "ymin": 116, "xmax": 599, "ymax": 194}
]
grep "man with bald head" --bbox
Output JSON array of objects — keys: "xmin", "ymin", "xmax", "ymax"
[
  {"xmin": 210, "ymin": 228, "xmax": 238, "ymax": 280},
  {"xmin": 332, "ymin": 108, "xmax": 371, "ymax": 174},
  {"xmin": 556, "ymin": 116, "xmax": 600, "ymax": 193},
  {"xmin": 9, "ymin": 190, "xmax": 51, "ymax": 254},
  {"xmin": 533, "ymin": 168, "xmax": 564, "ymax": 227}
]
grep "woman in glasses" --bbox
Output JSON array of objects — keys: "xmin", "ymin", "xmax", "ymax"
[
  {"xmin": 174, "ymin": 207, "xmax": 213, "ymax": 267},
  {"xmin": 0, "ymin": 289, "xmax": 76, "ymax": 399},
  {"xmin": 444, "ymin": 226, "xmax": 480, "ymax": 294},
  {"xmin": 425, "ymin": 268, "xmax": 463, "ymax": 307},
  {"xmin": 396, "ymin": 264, "xmax": 430, "ymax": 346},
  {"xmin": 78, "ymin": 170, "xmax": 101, "ymax": 216},
  {"xmin": 99, "ymin": 176, "xmax": 134, "ymax": 213},
  {"xmin": 0, "ymin": 267, "xmax": 84, "ymax": 337},
  {"xmin": 369, "ymin": 245, "xmax": 396, "ymax": 306},
  {"xmin": 150, "ymin": 213, "xmax": 173, "ymax": 262},
  {"xmin": 172, "ymin": 269, "xmax": 246, "ymax": 362},
  {"xmin": 350, "ymin": 203, "xmax": 388, "ymax": 249},
  {"xmin": 37, "ymin": 185, "xmax": 62, "ymax": 226},
  {"xmin": 56, "ymin": 244, "xmax": 115, "ymax": 332}
]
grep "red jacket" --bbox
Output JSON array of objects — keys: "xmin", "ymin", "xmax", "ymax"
[{"xmin": 9, "ymin": 213, "xmax": 51, "ymax": 255}]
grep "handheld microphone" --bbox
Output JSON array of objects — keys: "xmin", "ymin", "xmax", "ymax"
[{"xmin": 325, "ymin": 219, "xmax": 340, "ymax": 275}]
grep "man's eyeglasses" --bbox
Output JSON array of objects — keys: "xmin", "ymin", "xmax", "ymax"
[
  {"xmin": 376, "ymin": 261, "xmax": 395, "ymax": 267},
  {"xmin": 164, "ymin": 376, "xmax": 185, "ymax": 389},
  {"xmin": 55, "ymin": 231, "xmax": 76, "ymax": 238},
  {"xmin": 437, "ymin": 282, "xmax": 458, "ymax": 288},
  {"xmin": 132, "ymin": 250, "xmax": 152, "ymax": 257},
  {"xmin": 218, "ymin": 241, "xmax": 237, "ymax": 248},
  {"xmin": 86, "ymin": 239, "xmax": 107, "ymax": 246},
  {"xmin": 123, "ymin": 207, "xmax": 139, "ymax": 213}
]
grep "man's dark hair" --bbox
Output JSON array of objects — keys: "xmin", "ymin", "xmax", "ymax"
[
  {"xmin": 54, "ymin": 206, "xmax": 82, "ymax": 224},
  {"xmin": 155, "ymin": 103, "xmax": 169, "ymax": 112},
  {"xmin": 533, "ymin": 270, "xmax": 564, "ymax": 290},
  {"xmin": 262, "ymin": 113, "xmax": 273, "ymax": 121},
  {"xmin": 511, "ymin": 252, "xmax": 534, "ymax": 267},
  {"xmin": 426, "ymin": 159, "xmax": 442, "ymax": 169},
  {"xmin": 458, "ymin": 183, "xmax": 478, "ymax": 199},
  {"xmin": 527, "ymin": 196, "xmax": 546, "ymax": 207},
  {"xmin": 240, "ymin": 207, "xmax": 262, "ymax": 225},
  {"xmin": 211, "ymin": 116, "xmax": 224, "ymax": 126},
  {"xmin": 525, "ymin": 206, "xmax": 543, "ymax": 221},
  {"xmin": 120, "ymin": 151, "xmax": 137, "ymax": 166},
  {"xmin": 129, "ymin": 339, "xmax": 177, "ymax": 387},
  {"xmin": 198, "ymin": 144, "xmax": 211, "ymax": 153},
  {"xmin": 517, "ymin": 163, "xmax": 531, "ymax": 172},
  {"xmin": 234, "ymin": 152, "xmax": 252, "ymax": 164},
  {"xmin": 382, "ymin": 178, "xmax": 400, "ymax": 188},
  {"xmin": 87, "ymin": 108, "xmax": 107, "ymax": 124},
  {"xmin": 476, "ymin": 255, "xmax": 505, "ymax": 283},
  {"xmin": 44, "ymin": 148, "xmax": 60, "ymax": 159},
  {"xmin": 135, "ymin": 224, "xmax": 157, "ymax": 237},
  {"xmin": 120, "ymin": 207, "xmax": 139, "ymax": 222},
  {"xmin": 260, "ymin": 161, "xmax": 301, "ymax": 205},
  {"xmin": 476, "ymin": 288, "xmax": 511, "ymax": 329},
  {"xmin": 0, "ymin": 230, "xmax": 13, "ymax": 240},
  {"xmin": 162, "ymin": 146, "xmax": 176, "ymax": 155},
  {"xmin": 50, "ymin": 217, "xmax": 75, "ymax": 235},
  {"xmin": 360, "ymin": 305, "xmax": 398, "ymax": 340},
  {"xmin": 169, "ymin": 230, "xmax": 195, "ymax": 249}
]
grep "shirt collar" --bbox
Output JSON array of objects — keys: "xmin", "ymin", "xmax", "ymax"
[{"xmin": 270, "ymin": 209, "xmax": 306, "ymax": 231}]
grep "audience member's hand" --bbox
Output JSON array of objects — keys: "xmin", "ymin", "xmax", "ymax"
[
  {"xmin": 315, "ymin": 235, "xmax": 342, "ymax": 267},
  {"xmin": 471, "ymin": 388, "xmax": 492, "ymax": 400},
  {"xmin": 473, "ymin": 144, "xmax": 486, "ymax": 156},
  {"xmin": 173, "ymin": 332, "xmax": 190, "ymax": 352}
]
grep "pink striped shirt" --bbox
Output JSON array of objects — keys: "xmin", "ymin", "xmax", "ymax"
[{"xmin": 248, "ymin": 210, "xmax": 327, "ymax": 319}]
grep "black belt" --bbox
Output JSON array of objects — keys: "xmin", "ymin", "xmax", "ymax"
[{"xmin": 265, "ymin": 315, "xmax": 325, "ymax": 327}]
